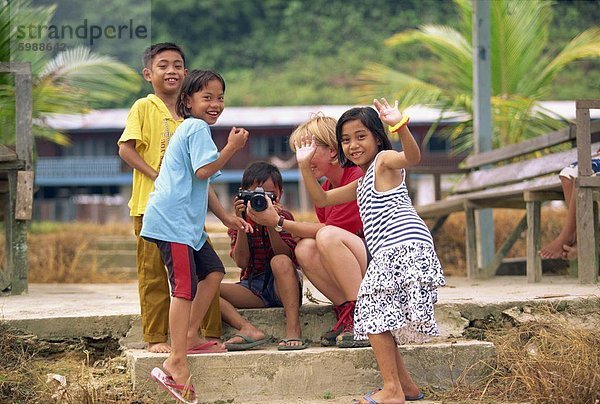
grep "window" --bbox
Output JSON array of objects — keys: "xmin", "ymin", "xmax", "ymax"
[
  {"xmin": 427, "ymin": 135, "xmax": 449, "ymax": 152},
  {"xmin": 251, "ymin": 135, "xmax": 293, "ymax": 157}
]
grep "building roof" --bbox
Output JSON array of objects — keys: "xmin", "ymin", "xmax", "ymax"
[{"xmin": 44, "ymin": 100, "xmax": 598, "ymax": 132}]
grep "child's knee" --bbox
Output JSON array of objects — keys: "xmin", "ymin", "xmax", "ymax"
[{"xmin": 270, "ymin": 255, "xmax": 295, "ymax": 274}]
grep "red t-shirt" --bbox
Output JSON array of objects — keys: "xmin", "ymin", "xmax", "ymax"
[{"xmin": 315, "ymin": 166, "xmax": 364, "ymax": 238}]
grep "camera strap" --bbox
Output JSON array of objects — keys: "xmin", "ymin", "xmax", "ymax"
[{"xmin": 243, "ymin": 220, "xmax": 272, "ymax": 296}]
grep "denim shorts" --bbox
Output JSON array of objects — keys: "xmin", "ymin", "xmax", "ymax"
[{"xmin": 238, "ymin": 270, "xmax": 302, "ymax": 308}]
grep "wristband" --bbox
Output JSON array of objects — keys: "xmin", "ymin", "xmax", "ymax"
[{"xmin": 388, "ymin": 116, "xmax": 410, "ymax": 133}]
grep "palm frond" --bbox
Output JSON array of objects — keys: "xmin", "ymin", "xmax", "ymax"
[
  {"xmin": 491, "ymin": 0, "xmax": 552, "ymax": 95},
  {"xmin": 531, "ymin": 27, "xmax": 600, "ymax": 96},
  {"xmin": 385, "ymin": 25, "xmax": 472, "ymax": 92},
  {"xmin": 40, "ymin": 47, "xmax": 141, "ymax": 103}
]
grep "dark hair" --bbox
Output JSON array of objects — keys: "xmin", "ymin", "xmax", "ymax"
[
  {"xmin": 241, "ymin": 161, "xmax": 283, "ymax": 191},
  {"xmin": 142, "ymin": 42, "xmax": 186, "ymax": 68},
  {"xmin": 176, "ymin": 70, "xmax": 226, "ymax": 119},
  {"xmin": 336, "ymin": 107, "xmax": 393, "ymax": 167}
]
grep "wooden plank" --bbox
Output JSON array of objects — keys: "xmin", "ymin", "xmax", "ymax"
[
  {"xmin": 576, "ymin": 99, "xmax": 600, "ymax": 109},
  {"xmin": 526, "ymin": 201, "xmax": 542, "ymax": 283},
  {"xmin": 524, "ymin": 190, "xmax": 564, "ymax": 202},
  {"xmin": 463, "ymin": 126, "xmax": 573, "ymax": 169},
  {"xmin": 0, "ymin": 159, "xmax": 25, "ymax": 171},
  {"xmin": 576, "ymin": 107, "xmax": 592, "ymax": 177},
  {"xmin": 455, "ymin": 142, "xmax": 600, "ymax": 193},
  {"xmin": 576, "ymin": 187, "xmax": 598, "ymax": 283},
  {"xmin": 465, "ymin": 205, "xmax": 478, "ymax": 279},
  {"xmin": 0, "ymin": 62, "xmax": 31, "ymax": 74},
  {"xmin": 15, "ymin": 171, "xmax": 33, "ymax": 220},
  {"xmin": 0, "ymin": 144, "xmax": 17, "ymax": 162},
  {"xmin": 578, "ymin": 176, "xmax": 600, "ymax": 188},
  {"xmin": 429, "ymin": 215, "xmax": 449, "ymax": 235},
  {"xmin": 481, "ymin": 214, "xmax": 527, "ymax": 278},
  {"xmin": 463, "ymin": 121, "xmax": 599, "ymax": 171},
  {"xmin": 15, "ymin": 69, "xmax": 33, "ymax": 171},
  {"xmin": 416, "ymin": 198, "xmax": 465, "ymax": 218},
  {"xmin": 6, "ymin": 171, "xmax": 29, "ymax": 294}
]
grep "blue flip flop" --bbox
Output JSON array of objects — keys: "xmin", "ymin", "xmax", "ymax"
[
  {"xmin": 352, "ymin": 391, "xmax": 379, "ymax": 404},
  {"xmin": 407, "ymin": 392, "xmax": 425, "ymax": 401},
  {"xmin": 353, "ymin": 389, "xmax": 424, "ymax": 403}
]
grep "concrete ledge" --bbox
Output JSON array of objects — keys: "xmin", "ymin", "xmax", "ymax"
[
  {"xmin": 7, "ymin": 315, "xmax": 136, "ymax": 341},
  {"xmin": 127, "ymin": 340, "xmax": 495, "ymax": 403}
]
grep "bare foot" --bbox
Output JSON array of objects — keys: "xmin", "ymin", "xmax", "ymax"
[
  {"xmin": 355, "ymin": 386, "xmax": 405, "ymax": 404},
  {"xmin": 278, "ymin": 323, "xmax": 304, "ymax": 348},
  {"xmin": 148, "ymin": 342, "xmax": 171, "ymax": 353},
  {"xmin": 562, "ymin": 244, "xmax": 578, "ymax": 260},
  {"xmin": 163, "ymin": 356, "xmax": 192, "ymax": 390},
  {"xmin": 539, "ymin": 237, "xmax": 570, "ymax": 259}
]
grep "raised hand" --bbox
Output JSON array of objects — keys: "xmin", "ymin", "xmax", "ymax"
[
  {"xmin": 227, "ymin": 126, "xmax": 249, "ymax": 151},
  {"xmin": 294, "ymin": 134, "xmax": 317, "ymax": 168},
  {"xmin": 373, "ymin": 98, "xmax": 403, "ymax": 126}
]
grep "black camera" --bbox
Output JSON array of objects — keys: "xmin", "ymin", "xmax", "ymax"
[{"xmin": 237, "ymin": 187, "xmax": 276, "ymax": 212}]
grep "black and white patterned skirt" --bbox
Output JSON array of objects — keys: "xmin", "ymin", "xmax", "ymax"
[{"xmin": 354, "ymin": 242, "xmax": 445, "ymax": 345}]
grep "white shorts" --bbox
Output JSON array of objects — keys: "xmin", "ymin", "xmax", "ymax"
[{"xmin": 559, "ymin": 157, "xmax": 600, "ymax": 179}]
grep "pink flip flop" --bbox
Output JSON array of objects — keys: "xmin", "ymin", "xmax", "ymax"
[
  {"xmin": 150, "ymin": 367, "xmax": 198, "ymax": 404},
  {"xmin": 187, "ymin": 340, "xmax": 227, "ymax": 354}
]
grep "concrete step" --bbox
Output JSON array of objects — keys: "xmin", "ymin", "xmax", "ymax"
[
  {"xmin": 126, "ymin": 340, "xmax": 495, "ymax": 403},
  {"xmin": 86, "ymin": 249, "xmax": 137, "ymax": 269}
]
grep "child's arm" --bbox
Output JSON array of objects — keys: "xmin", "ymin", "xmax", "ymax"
[
  {"xmin": 230, "ymin": 195, "xmax": 251, "ymax": 268},
  {"xmin": 295, "ymin": 135, "xmax": 358, "ymax": 208},
  {"xmin": 208, "ymin": 186, "xmax": 252, "ymax": 233},
  {"xmin": 118, "ymin": 140, "xmax": 159, "ymax": 181},
  {"xmin": 373, "ymin": 98, "xmax": 421, "ymax": 169},
  {"xmin": 196, "ymin": 127, "xmax": 249, "ymax": 180},
  {"xmin": 248, "ymin": 202, "xmax": 325, "ymax": 238}
]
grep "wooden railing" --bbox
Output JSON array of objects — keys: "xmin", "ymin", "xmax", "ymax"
[{"xmin": 0, "ymin": 62, "xmax": 33, "ymax": 295}]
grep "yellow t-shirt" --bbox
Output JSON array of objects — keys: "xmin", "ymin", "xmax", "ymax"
[{"xmin": 117, "ymin": 94, "xmax": 183, "ymax": 216}]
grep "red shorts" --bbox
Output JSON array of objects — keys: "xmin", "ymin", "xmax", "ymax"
[{"xmin": 145, "ymin": 238, "xmax": 225, "ymax": 300}]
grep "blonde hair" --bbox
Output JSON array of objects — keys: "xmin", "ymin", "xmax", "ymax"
[{"xmin": 289, "ymin": 114, "xmax": 339, "ymax": 165}]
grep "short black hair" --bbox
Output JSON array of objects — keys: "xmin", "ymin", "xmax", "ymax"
[
  {"xmin": 176, "ymin": 69, "xmax": 226, "ymax": 119},
  {"xmin": 241, "ymin": 161, "xmax": 283, "ymax": 191},
  {"xmin": 142, "ymin": 42, "xmax": 186, "ymax": 69},
  {"xmin": 336, "ymin": 107, "xmax": 393, "ymax": 167}
]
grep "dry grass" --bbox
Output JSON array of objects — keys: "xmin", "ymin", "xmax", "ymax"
[
  {"xmin": 0, "ymin": 322, "xmax": 151, "ymax": 403},
  {"xmin": 0, "ymin": 222, "xmax": 133, "ymax": 284},
  {"xmin": 432, "ymin": 207, "xmax": 568, "ymax": 276},
  {"xmin": 436, "ymin": 305, "xmax": 600, "ymax": 403},
  {"xmin": 0, "ymin": 205, "xmax": 568, "ymax": 283}
]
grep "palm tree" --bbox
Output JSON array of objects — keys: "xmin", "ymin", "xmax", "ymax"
[
  {"xmin": 0, "ymin": 0, "xmax": 141, "ymax": 146},
  {"xmin": 354, "ymin": 0, "xmax": 600, "ymax": 152}
]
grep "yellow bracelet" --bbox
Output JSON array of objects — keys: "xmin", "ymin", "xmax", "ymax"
[{"xmin": 388, "ymin": 116, "xmax": 410, "ymax": 133}]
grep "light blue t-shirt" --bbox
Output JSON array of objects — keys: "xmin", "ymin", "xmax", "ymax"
[{"xmin": 141, "ymin": 118, "xmax": 220, "ymax": 250}]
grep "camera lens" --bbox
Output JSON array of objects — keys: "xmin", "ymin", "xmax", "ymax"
[{"xmin": 250, "ymin": 194, "xmax": 268, "ymax": 212}]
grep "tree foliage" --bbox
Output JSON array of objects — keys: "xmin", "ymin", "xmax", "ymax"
[
  {"xmin": 0, "ymin": 0, "xmax": 142, "ymax": 145},
  {"xmin": 353, "ymin": 0, "xmax": 600, "ymax": 151}
]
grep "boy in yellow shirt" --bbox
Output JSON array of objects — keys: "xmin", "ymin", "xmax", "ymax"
[{"xmin": 118, "ymin": 43, "xmax": 228, "ymax": 353}]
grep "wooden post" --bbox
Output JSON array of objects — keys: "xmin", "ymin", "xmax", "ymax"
[
  {"xmin": 575, "ymin": 100, "xmax": 599, "ymax": 283},
  {"xmin": 525, "ymin": 199, "xmax": 542, "ymax": 282},
  {"xmin": 472, "ymin": 0, "xmax": 495, "ymax": 269},
  {"xmin": 0, "ymin": 62, "xmax": 33, "ymax": 295},
  {"xmin": 465, "ymin": 204, "xmax": 478, "ymax": 278}
]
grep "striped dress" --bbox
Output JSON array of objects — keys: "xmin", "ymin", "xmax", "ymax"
[{"xmin": 354, "ymin": 151, "xmax": 445, "ymax": 344}]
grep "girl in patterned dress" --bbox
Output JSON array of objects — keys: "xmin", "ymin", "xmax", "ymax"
[{"xmin": 295, "ymin": 98, "xmax": 445, "ymax": 404}]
